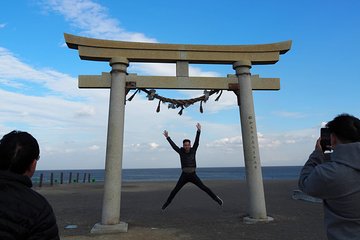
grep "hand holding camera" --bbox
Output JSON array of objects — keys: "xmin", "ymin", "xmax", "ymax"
[{"xmin": 320, "ymin": 128, "xmax": 332, "ymax": 152}]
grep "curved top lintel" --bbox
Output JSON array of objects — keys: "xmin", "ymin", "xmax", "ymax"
[{"xmin": 64, "ymin": 33, "xmax": 292, "ymax": 64}]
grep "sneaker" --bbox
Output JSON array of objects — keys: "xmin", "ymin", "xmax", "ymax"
[
  {"xmin": 162, "ymin": 201, "xmax": 170, "ymax": 210},
  {"xmin": 216, "ymin": 196, "xmax": 223, "ymax": 206}
]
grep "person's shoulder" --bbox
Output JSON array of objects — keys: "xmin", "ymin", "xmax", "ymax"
[
  {"xmin": 12, "ymin": 185, "xmax": 53, "ymax": 212},
  {"xmin": 315, "ymin": 160, "xmax": 337, "ymax": 170},
  {"xmin": 0, "ymin": 180, "xmax": 53, "ymax": 218},
  {"xmin": 315, "ymin": 161, "xmax": 350, "ymax": 180},
  {"xmin": 32, "ymin": 187, "xmax": 53, "ymax": 203}
]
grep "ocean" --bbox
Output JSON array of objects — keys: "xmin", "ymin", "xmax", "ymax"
[{"xmin": 32, "ymin": 166, "xmax": 302, "ymax": 185}]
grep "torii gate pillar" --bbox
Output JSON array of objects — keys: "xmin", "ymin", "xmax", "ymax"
[
  {"xmin": 233, "ymin": 61, "xmax": 272, "ymax": 223},
  {"xmin": 91, "ymin": 57, "xmax": 129, "ymax": 233}
]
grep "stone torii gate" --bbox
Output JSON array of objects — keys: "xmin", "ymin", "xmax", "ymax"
[{"xmin": 64, "ymin": 33, "xmax": 291, "ymax": 234}]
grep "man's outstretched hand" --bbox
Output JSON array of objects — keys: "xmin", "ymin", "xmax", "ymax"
[
  {"xmin": 163, "ymin": 130, "xmax": 169, "ymax": 138},
  {"xmin": 196, "ymin": 123, "xmax": 201, "ymax": 131}
]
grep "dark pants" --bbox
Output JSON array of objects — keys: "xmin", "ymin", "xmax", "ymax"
[{"xmin": 165, "ymin": 171, "xmax": 218, "ymax": 204}]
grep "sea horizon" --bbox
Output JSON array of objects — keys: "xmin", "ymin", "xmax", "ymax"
[{"xmin": 32, "ymin": 166, "xmax": 303, "ymax": 184}]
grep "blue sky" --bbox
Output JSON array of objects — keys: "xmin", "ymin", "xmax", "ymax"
[{"xmin": 1, "ymin": 0, "xmax": 359, "ymax": 170}]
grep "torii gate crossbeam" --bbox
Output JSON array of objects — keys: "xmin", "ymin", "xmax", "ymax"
[
  {"xmin": 65, "ymin": 33, "xmax": 290, "ymax": 64},
  {"xmin": 64, "ymin": 33, "xmax": 291, "ymax": 234}
]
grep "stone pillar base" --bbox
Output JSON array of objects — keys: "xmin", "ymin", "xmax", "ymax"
[
  {"xmin": 243, "ymin": 216, "xmax": 274, "ymax": 224},
  {"xmin": 90, "ymin": 222, "xmax": 128, "ymax": 234}
]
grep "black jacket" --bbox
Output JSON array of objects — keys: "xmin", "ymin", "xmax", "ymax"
[
  {"xmin": 166, "ymin": 130, "xmax": 200, "ymax": 169},
  {"xmin": 0, "ymin": 171, "xmax": 59, "ymax": 240}
]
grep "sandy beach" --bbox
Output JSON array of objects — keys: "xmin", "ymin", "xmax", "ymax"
[{"xmin": 37, "ymin": 179, "xmax": 327, "ymax": 240}]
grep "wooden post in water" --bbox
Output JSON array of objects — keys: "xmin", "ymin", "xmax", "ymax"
[
  {"xmin": 69, "ymin": 172, "xmax": 72, "ymax": 184},
  {"xmin": 50, "ymin": 172, "xmax": 54, "ymax": 186},
  {"xmin": 60, "ymin": 172, "xmax": 63, "ymax": 184},
  {"xmin": 83, "ymin": 173, "xmax": 87, "ymax": 183},
  {"xmin": 88, "ymin": 173, "xmax": 91, "ymax": 183},
  {"xmin": 39, "ymin": 173, "xmax": 43, "ymax": 188},
  {"xmin": 76, "ymin": 172, "xmax": 80, "ymax": 183}
]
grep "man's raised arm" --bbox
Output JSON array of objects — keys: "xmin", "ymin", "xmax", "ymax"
[
  {"xmin": 163, "ymin": 130, "xmax": 180, "ymax": 153},
  {"xmin": 193, "ymin": 123, "xmax": 201, "ymax": 150}
]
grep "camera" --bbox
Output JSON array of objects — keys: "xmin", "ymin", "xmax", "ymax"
[{"xmin": 320, "ymin": 128, "xmax": 332, "ymax": 151}]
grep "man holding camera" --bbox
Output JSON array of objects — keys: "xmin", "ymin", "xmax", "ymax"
[
  {"xmin": 0, "ymin": 131, "xmax": 59, "ymax": 239},
  {"xmin": 299, "ymin": 114, "xmax": 360, "ymax": 240}
]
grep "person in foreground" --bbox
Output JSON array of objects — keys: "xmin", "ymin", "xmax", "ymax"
[
  {"xmin": 0, "ymin": 130, "xmax": 59, "ymax": 240},
  {"xmin": 161, "ymin": 123, "xmax": 223, "ymax": 210},
  {"xmin": 298, "ymin": 114, "xmax": 360, "ymax": 240}
]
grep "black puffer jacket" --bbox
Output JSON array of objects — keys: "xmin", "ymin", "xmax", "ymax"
[{"xmin": 0, "ymin": 171, "xmax": 59, "ymax": 240}]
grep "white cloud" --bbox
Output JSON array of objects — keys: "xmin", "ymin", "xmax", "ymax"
[
  {"xmin": 206, "ymin": 136, "xmax": 241, "ymax": 149},
  {"xmin": 0, "ymin": 47, "xmax": 91, "ymax": 98},
  {"xmin": 273, "ymin": 111, "xmax": 307, "ymax": 119},
  {"xmin": 88, "ymin": 145, "xmax": 100, "ymax": 151},
  {"xmin": 42, "ymin": 0, "xmax": 156, "ymax": 42},
  {"xmin": 75, "ymin": 106, "xmax": 96, "ymax": 117},
  {"xmin": 201, "ymin": 127, "xmax": 318, "ymax": 167},
  {"xmin": 149, "ymin": 142, "xmax": 160, "ymax": 150},
  {"xmin": 189, "ymin": 66, "xmax": 220, "ymax": 77},
  {"xmin": 129, "ymin": 63, "xmax": 176, "ymax": 76},
  {"xmin": 206, "ymin": 131, "xmax": 296, "ymax": 151},
  {"xmin": 65, "ymin": 148, "xmax": 75, "ymax": 153},
  {"xmin": 0, "ymin": 78, "xmax": 25, "ymax": 88},
  {"xmin": 0, "ymin": 47, "xmax": 46, "ymax": 80}
]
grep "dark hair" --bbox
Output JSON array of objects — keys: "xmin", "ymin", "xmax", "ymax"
[
  {"xmin": 183, "ymin": 139, "xmax": 191, "ymax": 145},
  {"xmin": 326, "ymin": 113, "xmax": 360, "ymax": 143},
  {"xmin": 0, "ymin": 130, "xmax": 39, "ymax": 174}
]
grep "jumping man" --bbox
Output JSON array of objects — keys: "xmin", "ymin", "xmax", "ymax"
[{"xmin": 162, "ymin": 123, "xmax": 223, "ymax": 210}]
